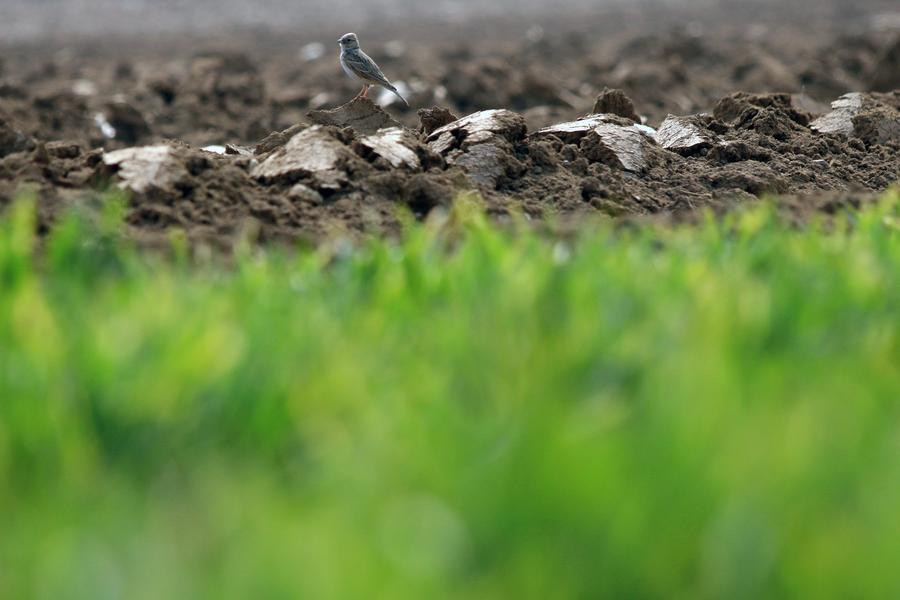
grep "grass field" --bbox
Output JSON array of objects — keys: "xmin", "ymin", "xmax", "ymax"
[{"xmin": 1, "ymin": 192, "xmax": 899, "ymax": 598}]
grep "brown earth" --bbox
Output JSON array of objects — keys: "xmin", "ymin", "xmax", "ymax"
[{"xmin": 0, "ymin": 2, "xmax": 899, "ymax": 246}]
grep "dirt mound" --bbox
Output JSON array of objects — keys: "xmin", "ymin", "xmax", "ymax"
[
  {"xmin": 1, "ymin": 88, "xmax": 897, "ymax": 246},
  {"xmin": 1, "ymin": 9, "xmax": 899, "ymax": 246}
]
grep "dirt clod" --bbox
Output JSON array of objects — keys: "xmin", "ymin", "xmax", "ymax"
[
  {"xmin": 578, "ymin": 123, "xmax": 656, "ymax": 172},
  {"xmin": 713, "ymin": 92, "xmax": 811, "ymax": 126},
  {"xmin": 252, "ymin": 126, "xmax": 360, "ymax": 185},
  {"xmin": 811, "ymin": 92, "xmax": 900, "ymax": 147},
  {"xmin": 308, "ymin": 98, "xmax": 403, "ymax": 136},
  {"xmin": 102, "ymin": 145, "xmax": 189, "ymax": 194},
  {"xmin": 655, "ymin": 115, "xmax": 717, "ymax": 156},
  {"xmin": 427, "ymin": 109, "xmax": 527, "ymax": 154},
  {"xmin": 592, "ymin": 88, "xmax": 640, "ymax": 122},
  {"xmin": 355, "ymin": 127, "xmax": 429, "ymax": 171},
  {"xmin": 418, "ymin": 106, "xmax": 458, "ymax": 136}
]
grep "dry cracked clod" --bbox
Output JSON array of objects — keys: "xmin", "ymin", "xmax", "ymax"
[
  {"xmin": 532, "ymin": 114, "xmax": 635, "ymax": 143},
  {"xmin": 655, "ymin": 115, "xmax": 717, "ymax": 155},
  {"xmin": 252, "ymin": 125, "xmax": 359, "ymax": 186},
  {"xmin": 255, "ymin": 124, "xmax": 306, "ymax": 156},
  {"xmin": 424, "ymin": 110, "xmax": 527, "ymax": 189},
  {"xmin": 580, "ymin": 123, "xmax": 657, "ymax": 173},
  {"xmin": 307, "ymin": 98, "xmax": 403, "ymax": 136},
  {"xmin": 534, "ymin": 115, "xmax": 659, "ymax": 172},
  {"xmin": 103, "ymin": 145, "xmax": 189, "ymax": 194},
  {"xmin": 452, "ymin": 143, "xmax": 521, "ymax": 188},
  {"xmin": 426, "ymin": 109, "xmax": 527, "ymax": 155},
  {"xmin": 355, "ymin": 127, "xmax": 426, "ymax": 171},
  {"xmin": 811, "ymin": 93, "xmax": 900, "ymax": 147},
  {"xmin": 811, "ymin": 93, "xmax": 866, "ymax": 137}
]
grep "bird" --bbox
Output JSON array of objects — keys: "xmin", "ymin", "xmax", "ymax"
[{"xmin": 338, "ymin": 33, "xmax": 409, "ymax": 107}]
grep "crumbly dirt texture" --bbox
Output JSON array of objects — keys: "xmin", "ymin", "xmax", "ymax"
[{"xmin": 0, "ymin": 0, "xmax": 898, "ymax": 245}]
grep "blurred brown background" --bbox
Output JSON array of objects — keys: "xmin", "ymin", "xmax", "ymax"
[{"xmin": 1, "ymin": 0, "xmax": 898, "ymax": 142}]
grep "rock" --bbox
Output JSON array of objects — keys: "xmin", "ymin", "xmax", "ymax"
[
  {"xmin": 426, "ymin": 109, "xmax": 527, "ymax": 155},
  {"xmin": 251, "ymin": 125, "xmax": 357, "ymax": 188},
  {"xmin": 591, "ymin": 87, "xmax": 640, "ymax": 122},
  {"xmin": 0, "ymin": 112, "xmax": 35, "ymax": 158},
  {"xmin": 308, "ymin": 97, "xmax": 402, "ymax": 136},
  {"xmin": 355, "ymin": 127, "xmax": 425, "ymax": 170},
  {"xmin": 811, "ymin": 92, "xmax": 900, "ymax": 146},
  {"xmin": 655, "ymin": 115, "xmax": 716, "ymax": 155},
  {"xmin": 102, "ymin": 145, "xmax": 189, "ymax": 194},
  {"xmin": 418, "ymin": 106, "xmax": 458, "ymax": 136},
  {"xmin": 868, "ymin": 35, "xmax": 900, "ymax": 93}
]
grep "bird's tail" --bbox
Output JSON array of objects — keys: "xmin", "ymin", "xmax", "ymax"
[{"xmin": 388, "ymin": 84, "xmax": 409, "ymax": 107}]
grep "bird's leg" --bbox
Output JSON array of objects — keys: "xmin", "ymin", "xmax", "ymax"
[
  {"xmin": 353, "ymin": 85, "xmax": 368, "ymax": 99},
  {"xmin": 361, "ymin": 85, "xmax": 371, "ymax": 99}
]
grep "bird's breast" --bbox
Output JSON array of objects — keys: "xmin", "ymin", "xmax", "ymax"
[{"xmin": 340, "ymin": 53, "xmax": 361, "ymax": 81}]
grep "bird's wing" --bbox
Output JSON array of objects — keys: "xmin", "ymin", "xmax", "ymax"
[{"xmin": 343, "ymin": 51, "xmax": 394, "ymax": 88}]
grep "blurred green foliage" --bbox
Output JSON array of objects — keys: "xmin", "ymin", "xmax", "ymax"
[{"xmin": 1, "ymin": 191, "xmax": 899, "ymax": 599}]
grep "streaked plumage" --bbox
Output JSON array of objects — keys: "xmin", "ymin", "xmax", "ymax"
[{"xmin": 338, "ymin": 33, "xmax": 408, "ymax": 107}]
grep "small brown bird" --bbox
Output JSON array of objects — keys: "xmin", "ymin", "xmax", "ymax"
[{"xmin": 338, "ymin": 33, "xmax": 408, "ymax": 107}]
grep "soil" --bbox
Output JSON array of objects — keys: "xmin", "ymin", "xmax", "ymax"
[{"xmin": 0, "ymin": 0, "xmax": 898, "ymax": 246}]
